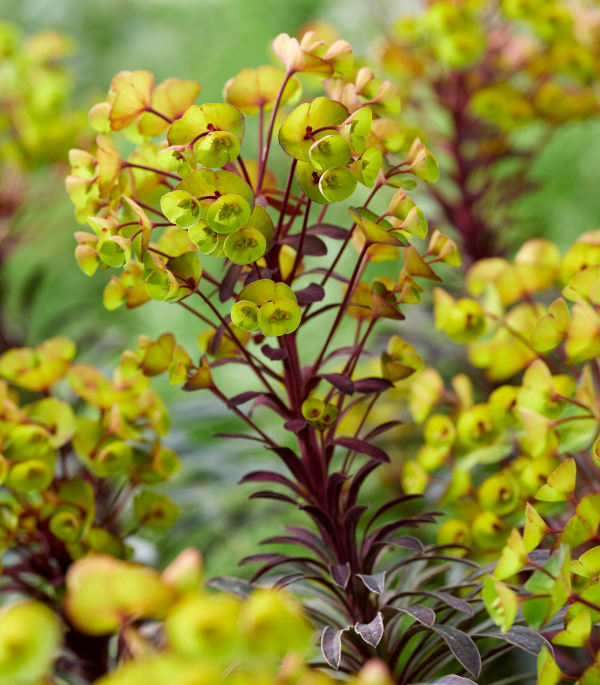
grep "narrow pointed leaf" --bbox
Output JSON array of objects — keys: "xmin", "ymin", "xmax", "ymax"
[
  {"xmin": 334, "ymin": 437, "xmax": 389, "ymax": 462},
  {"xmin": 432, "ymin": 625, "xmax": 481, "ymax": 678}
]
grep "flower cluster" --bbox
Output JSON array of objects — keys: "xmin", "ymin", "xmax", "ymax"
[
  {"xmin": 376, "ymin": 0, "xmax": 600, "ymax": 260},
  {"xmin": 379, "ymin": 232, "xmax": 600, "ymax": 681}
]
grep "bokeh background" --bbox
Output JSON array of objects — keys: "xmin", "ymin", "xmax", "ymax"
[{"xmin": 1, "ymin": 0, "xmax": 599, "ymax": 577}]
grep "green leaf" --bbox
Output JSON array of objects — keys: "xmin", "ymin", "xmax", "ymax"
[
  {"xmin": 482, "ymin": 576, "xmax": 518, "ymax": 633},
  {"xmin": 536, "ymin": 646, "xmax": 562, "ymax": 685},
  {"xmin": 552, "ymin": 609, "xmax": 592, "ymax": 647},
  {"xmin": 558, "ymin": 493, "xmax": 600, "ymax": 547},
  {"xmin": 535, "ymin": 458, "xmax": 576, "ymax": 502},
  {"xmin": 523, "ymin": 503, "xmax": 548, "ymax": 553}
]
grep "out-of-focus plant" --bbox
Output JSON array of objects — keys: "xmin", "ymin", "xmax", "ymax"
[
  {"xmin": 64, "ymin": 29, "xmax": 550, "ymax": 684},
  {"xmin": 389, "ymin": 233, "xmax": 600, "ymax": 680},
  {"xmin": 0, "ymin": 22, "xmax": 88, "ymax": 348},
  {"xmin": 0, "ymin": 549, "xmax": 407, "ymax": 685},
  {"xmin": 0, "ymin": 337, "xmax": 178, "ymax": 681},
  {"xmin": 375, "ymin": 0, "xmax": 600, "ymax": 261}
]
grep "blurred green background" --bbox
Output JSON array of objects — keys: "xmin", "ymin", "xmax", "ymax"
[{"xmin": 1, "ymin": 0, "xmax": 600, "ymax": 577}]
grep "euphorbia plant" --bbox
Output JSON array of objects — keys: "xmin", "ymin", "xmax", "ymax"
[
  {"xmin": 388, "ymin": 233, "xmax": 600, "ymax": 681},
  {"xmin": 375, "ymin": 0, "xmax": 600, "ymax": 261},
  {"xmin": 66, "ymin": 30, "xmax": 550, "ymax": 683},
  {"xmin": 0, "ymin": 337, "xmax": 178, "ymax": 681}
]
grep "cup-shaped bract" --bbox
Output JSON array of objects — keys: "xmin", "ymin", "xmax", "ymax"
[
  {"xmin": 224, "ymin": 65, "xmax": 301, "ymax": 114},
  {"xmin": 165, "ymin": 593, "xmax": 241, "ymax": 659},
  {"xmin": 0, "ymin": 601, "xmax": 61, "ymax": 685},
  {"xmin": 167, "ymin": 103, "xmax": 245, "ymax": 147},
  {"xmin": 195, "ymin": 130, "xmax": 240, "ymax": 168},
  {"xmin": 319, "ymin": 166, "xmax": 357, "ymax": 203},
  {"xmin": 207, "ymin": 193, "xmax": 252, "ymax": 234},
  {"xmin": 309, "ymin": 134, "xmax": 351, "ymax": 171},
  {"xmin": 224, "ymin": 227, "xmax": 267, "ymax": 265},
  {"xmin": 65, "ymin": 555, "xmax": 174, "ymax": 636},
  {"xmin": 258, "ymin": 298, "xmax": 302, "ymax": 336},
  {"xmin": 340, "ymin": 107, "xmax": 372, "ymax": 153},
  {"xmin": 354, "ymin": 146, "xmax": 382, "ymax": 187},
  {"xmin": 6, "ymin": 459, "xmax": 54, "ymax": 493},
  {"xmin": 189, "ymin": 222, "xmax": 220, "ymax": 255},
  {"xmin": 238, "ymin": 279, "xmax": 297, "ymax": 306},
  {"xmin": 231, "ymin": 300, "xmax": 261, "ymax": 332},
  {"xmin": 160, "ymin": 190, "xmax": 202, "ymax": 229},
  {"xmin": 279, "ymin": 97, "xmax": 349, "ymax": 162},
  {"xmin": 97, "ymin": 235, "xmax": 132, "ymax": 268}
]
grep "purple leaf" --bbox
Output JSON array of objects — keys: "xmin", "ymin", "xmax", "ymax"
[
  {"xmin": 326, "ymin": 472, "xmax": 349, "ymax": 505},
  {"xmin": 423, "ymin": 591, "xmax": 474, "ymax": 617},
  {"xmin": 205, "ymin": 575, "xmax": 252, "ymax": 598},
  {"xmin": 321, "ymin": 626, "xmax": 348, "ymax": 669},
  {"xmin": 357, "ymin": 572, "xmax": 385, "ymax": 594},
  {"xmin": 239, "ymin": 470, "xmax": 299, "ymax": 493},
  {"xmin": 432, "ymin": 625, "xmax": 481, "ymax": 678},
  {"xmin": 261, "ymin": 344, "xmax": 287, "ymax": 361},
  {"xmin": 219, "ymin": 263, "xmax": 242, "ymax": 302},
  {"xmin": 261, "ymin": 535, "xmax": 328, "ymax": 561},
  {"xmin": 394, "ymin": 605, "xmax": 435, "ymax": 628},
  {"xmin": 266, "ymin": 446, "xmax": 309, "ymax": 485},
  {"xmin": 300, "ymin": 505, "xmax": 336, "ymax": 536},
  {"xmin": 275, "ymin": 572, "xmax": 307, "ymax": 589},
  {"xmin": 308, "ymin": 223, "xmax": 348, "ymax": 240},
  {"xmin": 284, "ymin": 526, "xmax": 331, "ymax": 560},
  {"xmin": 475, "ymin": 626, "xmax": 553, "ymax": 657},
  {"xmin": 251, "ymin": 393, "xmax": 290, "ymax": 418},
  {"xmin": 226, "ymin": 391, "xmax": 263, "ymax": 408},
  {"xmin": 347, "ymin": 460, "xmax": 380, "ymax": 506},
  {"xmin": 281, "ymin": 234, "xmax": 327, "ymax": 256},
  {"xmin": 320, "ymin": 373, "xmax": 355, "ymax": 395},
  {"xmin": 431, "ymin": 677, "xmax": 477, "ymax": 685},
  {"xmin": 295, "ymin": 283, "xmax": 325, "ymax": 304},
  {"xmin": 355, "ymin": 612, "xmax": 384, "ymax": 647},
  {"xmin": 329, "ymin": 563, "xmax": 351, "ymax": 589},
  {"xmin": 363, "ymin": 420, "xmax": 403, "ymax": 441},
  {"xmin": 388, "ymin": 535, "xmax": 425, "ymax": 552},
  {"xmin": 284, "ymin": 418, "xmax": 309, "ymax": 434},
  {"xmin": 248, "ymin": 491, "xmax": 297, "ymax": 504},
  {"xmin": 324, "ymin": 346, "xmax": 370, "ymax": 363},
  {"xmin": 210, "ymin": 323, "xmax": 226, "ymax": 355},
  {"xmin": 333, "ymin": 437, "xmax": 389, "ymax": 463},
  {"xmin": 366, "ymin": 494, "xmax": 424, "ymax": 532},
  {"xmin": 212, "ymin": 432, "xmax": 265, "ymax": 442},
  {"xmin": 354, "ymin": 377, "xmax": 394, "ymax": 394}
]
